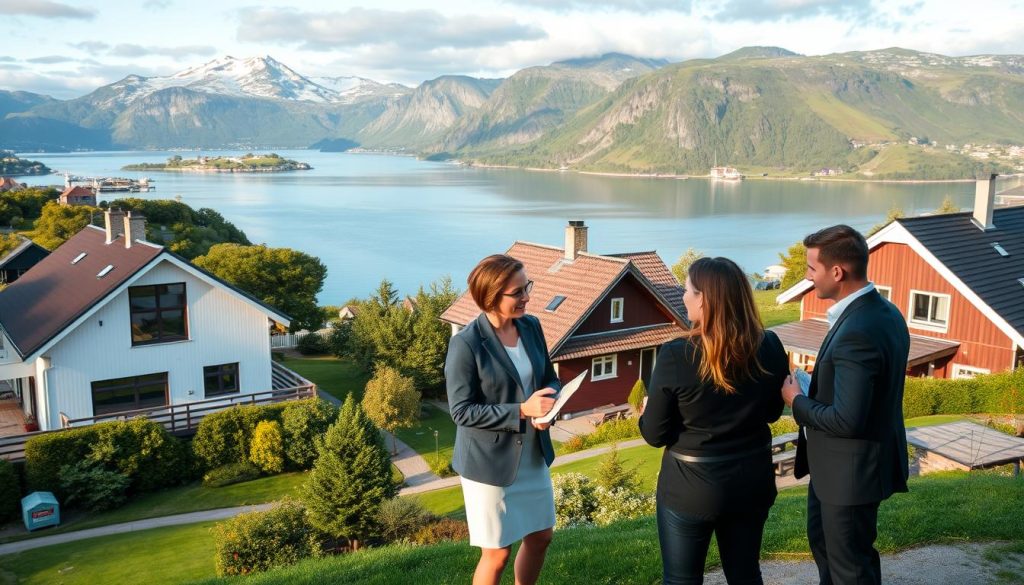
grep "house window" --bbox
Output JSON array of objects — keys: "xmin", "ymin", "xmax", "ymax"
[
  {"xmin": 129, "ymin": 283, "xmax": 188, "ymax": 345},
  {"xmin": 875, "ymin": 286, "xmax": 892, "ymax": 302},
  {"xmin": 610, "ymin": 298, "xmax": 624, "ymax": 323},
  {"xmin": 909, "ymin": 291, "xmax": 950, "ymax": 330},
  {"xmin": 92, "ymin": 372, "xmax": 168, "ymax": 415},
  {"xmin": 204, "ymin": 363, "xmax": 239, "ymax": 397},
  {"xmin": 592, "ymin": 354, "xmax": 617, "ymax": 381},
  {"xmin": 951, "ymin": 364, "xmax": 990, "ymax": 379}
]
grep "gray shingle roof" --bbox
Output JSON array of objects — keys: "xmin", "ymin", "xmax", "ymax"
[{"xmin": 897, "ymin": 206, "xmax": 1024, "ymax": 337}]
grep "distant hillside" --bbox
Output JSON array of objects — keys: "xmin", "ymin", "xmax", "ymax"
[
  {"xmin": 462, "ymin": 48, "xmax": 1024, "ymax": 178},
  {"xmin": 441, "ymin": 53, "xmax": 667, "ymax": 153},
  {"xmin": 0, "ymin": 90, "xmax": 55, "ymax": 118}
]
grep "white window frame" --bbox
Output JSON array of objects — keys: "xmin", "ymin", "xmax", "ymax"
[
  {"xmin": 951, "ymin": 363, "xmax": 990, "ymax": 379},
  {"xmin": 907, "ymin": 289, "xmax": 951, "ymax": 333},
  {"xmin": 610, "ymin": 297, "xmax": 624, "ymax": 323},
  {"xmin": 591, "ymin": 354, "xmax": 618, "ymax": 381},
  {"xmin": 875, "ymin": 285, "xmax": 892, "ymax": 302}
]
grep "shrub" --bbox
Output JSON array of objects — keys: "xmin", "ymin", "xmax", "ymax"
[
  {"xmin": 362, "ymin": 365, "xmax": 420, "ymax": 455},
  {"xmin": 376, "ymin": 497, "xmax": 435, "ymax": 543},
  {"xmin": 559, "ymin": 418, "xmax": 641, "ymax": 454},
  {"xmin": 628, "ymin": 379, "xmax": 646, "ymax": 415},
  {"xmin": 250, "ymin": 420, "xmax": 285, "ymax": 474},
  {"xmin": 24, "ymin": 426, "xmax": 99, "ymax": 497},
  {"xmin": 303, "ymin": 394, "xmax": 395, "ymax": 546},
  {"xmin": 296, "ymin": 332, "xmax": 329, "ymax": 355},
  {"xmin": 59, "ymin": 460, "xmax": 130, "ymax": 512},
  {"xmin": 89, "ymin": 418, "xmax": 192, "ymax": 492},
  {"xmin": 427, "ymin": 454, "xmax": 455, "ymax": 478},
  {"xmin": 902, "ymin": 369, "xmax": 1024, "ymax": 418},
  {"xmin": 192, "ymin": 403, "xmax": 290, "ymax": 471},
  {"xmin": 769, "ymin": 416, "xmax": 799, "ymax": 437},
  {"xmin": 282, "ymin": 399, "xmax": 338, "ymax": 469},
  {"xmin": 0, "ymin": 459, "xmax": 20, "ymax": 523},
  {"xmin": 213, "ymin": 499, "xmax": 322, "ymax": 577},
  {"xmin": 327, "ymin": 321, "xmax": 351, "ymax": 358},
  {"xmin": 552, "ymin": 473, "xmax": 598, "ymax": 528},
  {"xmin": 561, "ymin": 436, "xmax": 585, "ymax": 452},
  {"xmin": 412, "ymin": 518, "xmax": 470, "ymax": 545},
  {"xmin": 203, "ymin": 462, "xmax": 262, "ymax": 488},
  {"xmin": 593, "ymin": 486, "xmax": 655, "ymax": 526},
  {"xmin": 595, "ymin": 446, "xmax": 640, "ymax": 492}
]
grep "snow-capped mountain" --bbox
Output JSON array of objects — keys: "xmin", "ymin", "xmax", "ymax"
[{"xmin": 311, "ymin": 76, "xmax": 412, "ymax": 104}]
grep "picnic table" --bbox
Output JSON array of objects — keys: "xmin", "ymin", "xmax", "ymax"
[
  {"xmin": 771, "ymin": 432, "xmax": 799, "ymax": 476},
  {"xmin": 906, "ymin": 421, "xmax": 1024, "ymax": 478}
]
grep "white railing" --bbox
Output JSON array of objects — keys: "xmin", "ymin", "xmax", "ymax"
[{"xmin": 270, "ymin": 329, "xmax": 331, "ymax": 349}]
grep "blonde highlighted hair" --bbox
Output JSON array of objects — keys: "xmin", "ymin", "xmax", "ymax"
[{"xmin": 681, "ymin": 257, "xmax": 766, "ymax": 394}]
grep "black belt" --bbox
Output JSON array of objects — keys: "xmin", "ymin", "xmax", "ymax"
[{"xmin": 668, "ymin": 443, "xmax": 769, "ymax": 463}]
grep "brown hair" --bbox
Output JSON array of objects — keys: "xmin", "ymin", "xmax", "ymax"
[
  {"xmin": 803, "ymin": 224, "xmax": 869, "ymax": 280},
  {"xmin": 468, "ymin": 254, "xmax": 524, "ymax": 312},
  {"xmin": 682, "ymin": 257, "xmax": 765, "ymax": 394}
]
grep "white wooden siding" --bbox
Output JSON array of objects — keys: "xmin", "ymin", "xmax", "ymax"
[{"xmin": 39, "ymin": 260, "xmax": 273, "ymax": 430}]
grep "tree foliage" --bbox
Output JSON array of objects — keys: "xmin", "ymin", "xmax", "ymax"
[
  {"xmin": 362, "ymin": 365, "xmax": 421, "ymax": 454},
  {"xmin": 866, "ymin": 205, "xmax": 905, "ymax": 237},
  {"xmin": 0, "ymin": 186, "xmax": 57, "ymax": 227},
  {"xmin": 347, "ymin": 277, "xmax": 459, "ymax": 391},
  {"xmin": 303, "ymin": 394, "xmax": 395, "ymax": 546},
  {"xmin": 29, "ymin": 200, "xmax": 96, "ymax": 250},
  {"xmin": 778, "ymin": 241, "xmax": 807, "ymax": 290},
  {"xmin": 627, "ymin": 379, "xmax": 646, "ymax": 416},
  {"xmin": 671, "ymin": 248, "xmax": 705, "ymax": 284},
  {"xmin": 194, "ymin": 243, "xmax": 327, "ymax": 331},
  {"xmin": 0, "ymin": 233, "xmax": 23, "ymax": 258},
  {"xmin": 108, "ymin": 198, "xmax": 249, "ymax": 259}
]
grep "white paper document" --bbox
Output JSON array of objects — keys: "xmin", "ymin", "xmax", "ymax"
[{"xmin": 535, "ymin": 369, "xmax": 588, "ymax": 424}]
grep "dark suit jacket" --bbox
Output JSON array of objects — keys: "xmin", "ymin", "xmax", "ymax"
[
  {"xmin": 445, "ymin": 312, "xmax": 560, "ymax": 487},
  {"xmin": 793, "ymin": 289, "xmax": 911, "ymax": 506},
  {"xmin": 639, "ymin": 332, "xmax": 788, "ymax": 518}
]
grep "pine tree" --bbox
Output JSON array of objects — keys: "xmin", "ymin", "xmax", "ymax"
[
  {"xmin": 596, "ymin": 445, "xmax": 639, "ymax": 492},
  {"xmin": 303, "ymin": 394, "xmax": 395, "ymax": 549}
]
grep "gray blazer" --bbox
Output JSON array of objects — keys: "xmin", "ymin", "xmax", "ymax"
[{"xmin": 445, "ymin": 312, "xmax": 560, "ymax": 487}]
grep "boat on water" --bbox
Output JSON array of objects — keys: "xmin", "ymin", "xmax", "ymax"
[
  {"xmin": 710, "ymin": 166, "xmax": 744, "ymax": 181},
  {"xmin": 62, "ymin": 172, "xmax": 155, "ymax": 192}
]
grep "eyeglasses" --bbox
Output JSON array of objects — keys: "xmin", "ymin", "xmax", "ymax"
[{"xmin": 502, "ymin": 280, "xmax": 534, "ymax": 299}]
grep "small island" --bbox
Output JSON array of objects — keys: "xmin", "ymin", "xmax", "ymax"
[
  {"xmin": 0, "ymin": 151, "xmax": 52, "ymax": 176},
  {"xmin": 123, "ymin": 153, "xmax": 312, "ymax": 173}
]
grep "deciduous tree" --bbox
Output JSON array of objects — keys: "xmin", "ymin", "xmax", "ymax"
[{"xmin": 362, "ymin": 365, "xmax": 420, "ymax": 454}]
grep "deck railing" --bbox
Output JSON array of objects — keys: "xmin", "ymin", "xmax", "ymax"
[{"xmin": 0, "ymin": 362, "xmax": 317, "ymax": 461}]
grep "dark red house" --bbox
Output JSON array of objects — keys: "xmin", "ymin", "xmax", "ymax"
[
  {"xmin": 58, "ymin": 185, "xmax": 96, "ymax": 206},
  {"xmin": 440, "ymin": 221, "xmax": 688, "ymax": 415},
  {"xmin": 773, "ymin": 176, "xmax": 1024, "ymax": 379}
]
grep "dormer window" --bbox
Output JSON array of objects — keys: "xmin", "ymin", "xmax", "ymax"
[
  {"xmin": 610, "ymin": 297, "xmax": 624, "ymax": 323},
  {"xmin": 129, "ymin": 283, "xmax": 188, "ymax": 345}
]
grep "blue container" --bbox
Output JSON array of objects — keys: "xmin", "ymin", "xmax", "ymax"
[{"xmin": 21, "ymin": 491, "xmax": 60, "ymax": 531}]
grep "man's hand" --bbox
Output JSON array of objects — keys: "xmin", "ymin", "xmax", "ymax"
[{"xmin": 781, "ymin": 370, "xmax": 802, "ymax": 407}]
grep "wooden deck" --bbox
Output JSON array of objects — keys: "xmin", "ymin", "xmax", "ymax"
[
  {"xmin": 0, "ymin": 401, "xmax": 26, "ymax": 438},
  {"xmin": 907, "ymin": 421, "xmax": 1024, "ymax": 476}
]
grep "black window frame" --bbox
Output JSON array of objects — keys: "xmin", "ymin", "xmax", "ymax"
[
  {"xmin": 129, "ymin": 282, "xmax": 189, "ymax": 346},
  {"xmin": 91, "ymin": 372, "xmax": 169, "ymax": 416},
  {"xmin": 204, "ymin": 362, "xmax": 240, "ymax": 397}
]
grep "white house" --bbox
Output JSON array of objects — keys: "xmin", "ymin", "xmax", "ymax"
[{"xmin": 0, "ymin": 209, "xmax": 293, "ymax": 432}]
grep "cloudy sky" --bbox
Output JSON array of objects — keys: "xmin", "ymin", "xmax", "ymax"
[{"xmin": 1, "ymin": 0, "xmax": 1023, "ymax": 98}]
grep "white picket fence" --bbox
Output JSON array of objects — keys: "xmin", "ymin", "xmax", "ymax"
[{"xmin": 270, "ymin": 328, "xmax": 331, "ymax": 349}]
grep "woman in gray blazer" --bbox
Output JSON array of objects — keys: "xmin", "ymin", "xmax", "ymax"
[{"xmin": 445, "ymin": 254, "xmax": 561, "ymax": 585}]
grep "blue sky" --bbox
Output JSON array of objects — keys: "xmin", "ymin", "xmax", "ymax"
[{"xmin": 2, "ymin": 0, "xmax": 1023, "ymax": 98}]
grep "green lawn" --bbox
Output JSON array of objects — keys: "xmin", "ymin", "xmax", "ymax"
[
  {"xmin": 394, "ymin": 403, "xmax": 457, "ymax": 467},
  {"xmin": 753, "ymin": 289, "xmax": 800, "ymax": 328},
  {"xmin": 282, "ymin": 356, "xmax": 370, "ymax": 402},
  {"xmin": 905, "ymin": 414, "xmax": 968, "ymax": 428}
]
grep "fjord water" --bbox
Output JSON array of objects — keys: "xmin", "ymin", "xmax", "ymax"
[{"xmin": 20, "ymin": 150, "xmax": 978, "ymax": 303}]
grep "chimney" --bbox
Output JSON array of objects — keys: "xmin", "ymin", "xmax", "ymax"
[
  {"xmin": 123, "ymin": 211, "xmax": 147, "ymax": 248},
  {"xmin": 564, "ymin": 220, "xmax": 588, "ymax": 261},
  {"xmin": 104, "ymin": 207, "xmax": 125, "ymax": 244},
  {"xmin": 972, "ymin": 173, "xmax": 998, "ymax": 231}
]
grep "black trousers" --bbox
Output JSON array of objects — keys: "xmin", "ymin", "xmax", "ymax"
[
  {"xmin": 656, "ymin": 502, "xmax": 769, "ymax": 585},
  {"xmin": 807, "ymin": 482, "xmax": 881, "ymax": 585}
]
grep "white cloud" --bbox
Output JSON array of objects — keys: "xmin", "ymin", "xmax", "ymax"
[
  {"xmin": 108, "ymin": 44, "xmax": 217, "ymax": 58},
  {"xmin": 0, "ymin": 0, "xmax": 95, "ymax": 19}
]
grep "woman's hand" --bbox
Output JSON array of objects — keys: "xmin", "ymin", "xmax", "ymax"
[
  {"xmin": 520, "ymin": 388, "xmax": 557, "ymax": 418},
  {"xmin": 531, "ymin": 420, "xmax": 551, "ymax": 431}
]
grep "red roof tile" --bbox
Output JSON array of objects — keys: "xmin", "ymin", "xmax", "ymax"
[{"xmin": 554, "ymin": 323, "xmax": 683, "ymax": 360}]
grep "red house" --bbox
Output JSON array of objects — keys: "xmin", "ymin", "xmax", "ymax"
[
  {"xmin": 440, "ymin": 221, "xmax": 688, "ymax": 415},
  {"xmin": 58, "ymin": 185, "xmax": 96, "ymax": 206},
  {"xmin": 773, "ymin": 176, "xmax": 1024, "ymax": 379}
]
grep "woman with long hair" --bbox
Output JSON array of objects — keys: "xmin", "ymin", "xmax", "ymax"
[
  {"xmin": 640, "ymin": 257, "xmax": 789, "ymax": 585},
  {"xmin": 445, "ymin": 254, "xmax": 560, "ymax": 585}
]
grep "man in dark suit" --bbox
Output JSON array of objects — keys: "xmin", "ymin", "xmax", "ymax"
[{"xmin": 781, "ymin": 224, "xmax": 910, "ymax": 585}]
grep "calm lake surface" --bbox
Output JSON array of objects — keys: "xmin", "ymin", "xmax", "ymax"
[{"xmin": 18, "ymin": 150, "xmax": 983, "ymax": 303}]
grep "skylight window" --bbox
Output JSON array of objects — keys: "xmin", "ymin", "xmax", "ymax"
[
  {"xmin": 545, "ymin": 295, "xmax": 567, "ymax": 312},
  {"xmin": 1019, "ymin": 278, "xmax": 1024, "ymax": 289},
  {"xmin": 71, "ymin": 252, "xmax": 87, "ymax": 264},
  {"xmin": 97, "ymin": 265, "xmax": 114, "ymax": 279},
  {"xmin": 992, "ymin": 243, "xmax": 1009, "ymax": 257}
]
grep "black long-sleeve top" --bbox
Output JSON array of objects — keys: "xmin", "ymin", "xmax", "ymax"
[{"xmin": 639, "ymin": 331, "xmax": 788, "ymax": 518}]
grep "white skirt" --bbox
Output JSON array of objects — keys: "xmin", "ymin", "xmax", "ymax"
[{"xmin": 461, "ymin": 458, "xmax": 556, "ymax": 549}]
